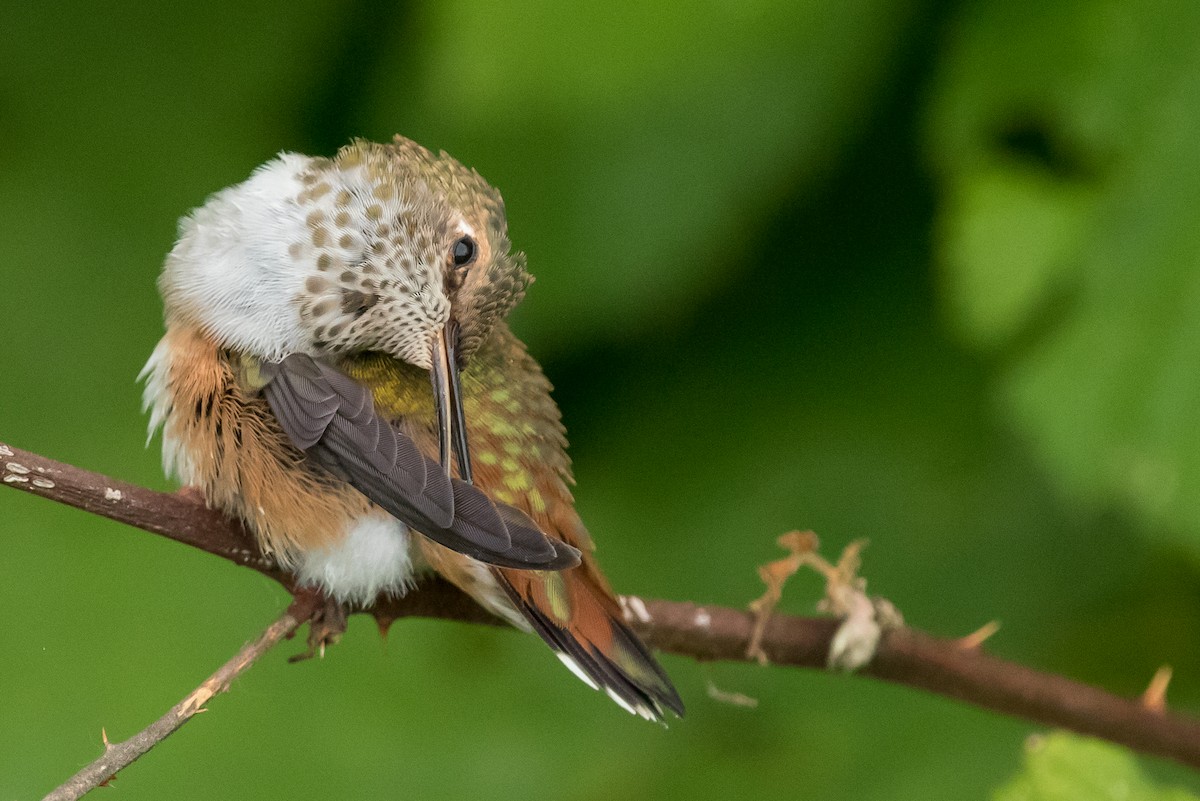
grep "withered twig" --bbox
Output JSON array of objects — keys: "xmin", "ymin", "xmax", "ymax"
[{"xmin": 41, "ymin": 609, "xmax": 302, "ymax": 801}]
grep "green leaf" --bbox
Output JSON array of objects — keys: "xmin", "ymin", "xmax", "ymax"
[
  {"xmin": 994, "ymin": 733, "xmax": 1198, "ymax": 801},
  {"xmin": 936, "ymin": 164, "xmax": 1092, "ymax": 349},
  {"xmin": 926, "ymin": 0, "xmax": 1200, "ymax": 546}
]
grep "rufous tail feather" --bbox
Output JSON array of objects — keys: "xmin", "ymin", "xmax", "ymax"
[{"xmin": 496, "ymin": 566, "xmax": 684, "ymax": 721}]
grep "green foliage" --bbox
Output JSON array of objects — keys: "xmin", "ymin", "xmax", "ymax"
[
  {"xmin": 995, "ymin": 733, "xmax": 1199, "ymax": 801},
  {"xmin": 928, "ymin": 0, "xmax": 1200, "ymax": 544},
  {"xmin": 2, "ymin": 0, "xmax": 1199, "ymax": 799},
  {"xmin": 369, "ymin": 0, "xmax": 917, "ymax": 354}
]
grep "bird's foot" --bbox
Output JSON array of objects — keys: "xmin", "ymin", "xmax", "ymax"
[{"xmin": 286, "ymin": 587, "xmax": 348, "ymax": 662}]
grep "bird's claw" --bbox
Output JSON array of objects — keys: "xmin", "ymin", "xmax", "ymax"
[{"xmin": 287, "ymin": 588, "xmax": 348, "ymax": 663}]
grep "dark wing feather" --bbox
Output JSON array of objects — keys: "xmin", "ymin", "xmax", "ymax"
[{"xmin": 260, "ymin": 354, "xmax": 579, "ymax": 571}]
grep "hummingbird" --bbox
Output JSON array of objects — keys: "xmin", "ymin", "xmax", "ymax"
[{"xmin": 140, "ymin": 135, "xmax": 684, "ymax": 720}]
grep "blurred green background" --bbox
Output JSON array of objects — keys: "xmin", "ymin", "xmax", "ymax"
[{"xmin": 3, "ymin": 0, "xmax": 1200, "ymax": 798}]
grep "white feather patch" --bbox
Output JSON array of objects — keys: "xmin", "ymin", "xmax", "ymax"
[
  {"xmin": 159, "ymin": 155, "xmax": 318, "ymax": 361},
  {"xmin": 604, "ymin": 687, "xmax": 640, "ymax": 716},
  {"xmin": 296, "ymin": 514, "xmax": 417, "ymax": 604},
  {"xmin": 556, "ymin": 652, "xmax": 601, "ymax": 691},
  {"xmin": 138, "ymin": 337, "xmax": 197, "ymax": 484}
]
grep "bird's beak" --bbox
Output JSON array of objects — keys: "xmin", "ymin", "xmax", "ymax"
[{"xmin": 430, "ymin": 321, "xmax": 472, "ymax": 482}]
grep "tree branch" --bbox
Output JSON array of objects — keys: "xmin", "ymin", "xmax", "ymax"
[
  {"xmin": 5, "ymin": 440, "xmax": 1200, "ymax": 773},
  {"xmin": 41, "ymin": 608, "xmax": 303, "ymax": 801}
]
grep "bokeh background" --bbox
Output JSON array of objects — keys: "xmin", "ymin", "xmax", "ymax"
[{"xmin": 3, "ymin": 0, "xmax": 1200, "ymax": 798}]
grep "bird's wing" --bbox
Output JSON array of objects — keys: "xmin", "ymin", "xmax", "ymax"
[
  {"xmin": 258, "ymin": 353, "xmax": 579, "ymax": 571},
  {"xmin": 348, "ymin": 325, "xmax": 684, "ymax": 719}
]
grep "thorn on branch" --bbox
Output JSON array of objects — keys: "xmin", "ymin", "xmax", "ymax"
[
  {"xmin": 374, "ymin": 611, "xmax": 396, "ymax": 640},
  {"xmin": 957, "ymin": 620, "xmax": 1002, "ymax": 650},
  {"xmin": 1142, "ymin": 666, "xmax": 1172, "ymax": 713}
]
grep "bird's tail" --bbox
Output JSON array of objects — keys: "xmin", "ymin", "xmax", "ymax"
[{"xmin": 495, "ymin": 566, "xmax": 685, "ymax": 721}]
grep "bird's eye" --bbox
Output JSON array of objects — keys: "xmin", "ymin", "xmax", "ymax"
[{"xmin": 451, "ymin": 235, "xmax": 477, "ymax": 269}]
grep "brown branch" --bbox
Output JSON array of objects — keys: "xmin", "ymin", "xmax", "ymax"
[
  {"xmin": 5, "ymin": 440, "xmax": 1200, "ymax": 773},
  {"xmin": 41, "ymin": 608, "xmax": 303, "ymax": 801}
]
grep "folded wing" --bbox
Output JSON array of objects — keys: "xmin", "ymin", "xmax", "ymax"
[{"xmin": 260, "ymin": 354, "xmax": 579, "ymax": 571}]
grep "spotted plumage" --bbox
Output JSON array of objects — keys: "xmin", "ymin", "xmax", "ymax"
[{"xmin": 142, "ymin": 136, "xmax": 683, "ymax": 720}]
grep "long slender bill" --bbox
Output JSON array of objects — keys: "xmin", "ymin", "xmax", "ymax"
[{"xmin": 429, "ymin": 322, "xmax": 473, "ymax": 482}]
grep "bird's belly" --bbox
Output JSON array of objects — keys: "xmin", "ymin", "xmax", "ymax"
[{"xmin": 295, "ymin": 513, "xmax": 422, "ymax": 604}]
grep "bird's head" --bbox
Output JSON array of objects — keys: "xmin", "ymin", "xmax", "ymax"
[{"xmin": 161, "ymin": 136, "xmax": 532, "ymax": 476}]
